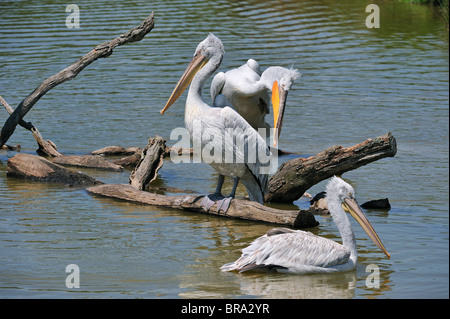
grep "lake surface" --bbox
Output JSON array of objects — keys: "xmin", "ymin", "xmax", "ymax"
[{"xmin": 0, "ymin": 0, "xmax": 448, "ymax": 299}]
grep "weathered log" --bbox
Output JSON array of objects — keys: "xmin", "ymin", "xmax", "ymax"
[
  {"xmin": 0, "ymin": 12, "xmax": 155, "ymax": 148},
  {"xmin": 1, "ymin": 95, "xmax": 62, "ymax": 157},
  {"xmin": 112, "ymin": 152, "xmax": 142, "ymax": 167},
  {"xmin": 266, "ymin": 132, "xmax": 397, "ymax": 203},
  {"xmin": 129, "ymin": 135, "xmax": 166, "ymax": 190},
  {"xmin": 92, "ymin": 146, "xmax": 141, "ymax": 156},
  {"xmin": 7, "ymin": 153, "xmax": 102, "ymax": 186},
  {"xmin": 52, "ymin": 155, "xmax": 123, "ymax": 171},
  {"xmin": 86, "ymin": 183, "xmax": 319, "ymax": 229},
  {"xmin": 92, "ymin": 145, "xmax": 142, "ymax": 167}
]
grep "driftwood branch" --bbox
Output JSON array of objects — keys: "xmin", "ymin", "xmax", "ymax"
[
  {"xmin": 1, "ymin": 95, "xmax": 62, "ymax": 156},
  {"xmin": 0, "ymin": 12, "xmax": 155, "ymax": 148},
  {"xmin": 129, "ymin": 136, "xmax": 166, "ymax": 190},
  {"xmin": 86, "ymin": 183, "xmax": 319, "ymax": 229},
  {"xmin": 266, "ymin": 132, "xmax": 397, "ymax": 203}
]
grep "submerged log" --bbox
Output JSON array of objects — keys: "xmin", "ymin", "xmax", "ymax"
[
  {"xmin": 129, "ymin": 135, "xmax": 166, "ymax": 190},
  {"xmin": 7, "ymin": 153, "xmax": 102, "ymax": 186},
  {"xmin": 0, "ymin": 12, "xmax": 155, "ymax": 148},
  {"xmin": 86, "ymin": 183, "xmax": 319, "ymax": 229},
  {"xmin": 52, "ymin": 155, "xmax": 123, "ymax": 171},
  {"xmin": 266, "ymin": 132, "xmax": 397, "ymax": 203}
]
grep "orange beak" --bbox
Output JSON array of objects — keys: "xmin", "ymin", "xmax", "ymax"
[
  {"xmin": 271, "ymin": 81, "xmax": 288, "ymax": 146},
  {"xmin": 161, "ymin": 52, "xmax": 209, "ymax": 114},
  {"xmin": 343, "ymin": 197, "xmax": 390, "ymax": 259}
]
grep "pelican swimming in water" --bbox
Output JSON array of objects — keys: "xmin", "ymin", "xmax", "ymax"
[
  {"xmin": 211, "ymin": 59, "xmax": 301, "ymax": 146},
  {"xmin": 160, "ymin": 34, "xmax": 271, "ymax": 212},
  {"xmin": 221, "ymin": 176, "xmax": 390, "ymax": 274}
]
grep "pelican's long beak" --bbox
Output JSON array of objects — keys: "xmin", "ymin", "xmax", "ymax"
[
  {"xmin": 342, "ymin": 197, "xmax": 390, "ymax": 259},
  {"xmin": 272, "ymin": 81, "xmax": 288, "ymax": 146},
  {"xmin": 160, "ymin": 52, "xmax": 209, "ymax": 114}
]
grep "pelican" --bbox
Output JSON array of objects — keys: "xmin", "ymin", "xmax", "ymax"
[
  {"xmin": 221, "ymin": 176, "xmax": 390, "ymax": 274},
  {"xmin": 211, "ymin": 59, "xmax": 301, "ymax": 146},
  {"xmin": 160, "ymin": 34, "xmax": 271, "ymax": 212}
]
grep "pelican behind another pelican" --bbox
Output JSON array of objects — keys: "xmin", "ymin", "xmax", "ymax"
[{"xmin": 211, "ymin": 59, "xmax": 301, "ymax": 146}]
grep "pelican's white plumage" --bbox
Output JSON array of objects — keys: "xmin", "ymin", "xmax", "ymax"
[
  {"xmin": 211, "ymin": 59, "xmax": 301, "ymax": 145},
  {"xmin": 221, "ymin": 177, "xmax": 390, "ymax": 274},
  {"xmin": 161, "ymin": 34, "xmax": 271, "ymax": 209}
]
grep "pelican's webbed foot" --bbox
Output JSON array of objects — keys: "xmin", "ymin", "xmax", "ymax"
[
  {"xmin": 216, "ymin": 196, "xmax": 233, "ymax": 213},
  {"xmin": 201, "ymin": 193, "xmax": 233, "ymax": 213}
]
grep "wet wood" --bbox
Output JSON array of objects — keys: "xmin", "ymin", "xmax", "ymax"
[
  {"xmin": 0, "ymin": 12, "xmax": 155, "ymax": 148},
  {"xmin": 129, "ymin": 135, "xmax": 166, "ymax": 190},
  {"xmin": 7, "ymin": 153, "xmax": 102, "ymax": 186},
  {"xmin": 86, "ymin": 183, "xmax": 319, "ymax": 229},
  {"xmin": 52, "ymin": 155, "xmax": 123, "ymax": 171},
  {"xmin": 266, "ymin": 132, "xmax": 397, "ymax": 203}
]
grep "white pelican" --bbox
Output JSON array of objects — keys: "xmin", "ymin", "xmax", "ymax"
[
  {"xmin": 211, "ymin": 59, "xmax": 301, "ymax": 146},
  {"xmin": 160, "ymin": 34, "xmax": 271, "ymax": 212},
  {"xmin": 221, "ymin": 176, "xmax": 390, "ymax": 274}
]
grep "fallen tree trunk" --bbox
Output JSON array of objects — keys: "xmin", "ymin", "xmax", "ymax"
[
  {"xmin": 86, "ymin": 183, "xmax": 319, "ymax": 229},
  {"xmin": 266, "ymin": 132, "xmax": 397, "ymax": 203},
  {"xmin": 7, "ymin": 153, "xmax": 102, "ymax": 186},
  {"xmin": 0, "ymin": 12, "xmax": 155, "ymax": 148}
]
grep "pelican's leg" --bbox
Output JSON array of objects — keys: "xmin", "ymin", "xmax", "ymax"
[
  {"xmin": 216, "ymin": 177, "xmax": 240, "ymax": 213},
  {"xmin": 201, "ymin": 174, "xmax": 225, "ymax": 211},
  {"xmin": 214, "ymin": 174, "xmax": 225, "ymax": 195}
]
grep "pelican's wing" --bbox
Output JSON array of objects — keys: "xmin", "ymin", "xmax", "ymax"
[
  {"xmin": 221, "ymin": 229, "xmax": 351, "ymax": 273},
  {"xmin": 211, "ymin": 71, "xmax": 226, "ymax": 106},
  {"xmin": 205, "ymin": 106, "xmax": 270, "ymax": 202},
  {"xmin": 222, "ymin": 106, "xmax": 270, "ymax": 191}
]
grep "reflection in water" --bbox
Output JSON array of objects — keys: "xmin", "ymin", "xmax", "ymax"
[{"xmin": 180, "ymin": 266, "xmax": 358, "ymax": 299}]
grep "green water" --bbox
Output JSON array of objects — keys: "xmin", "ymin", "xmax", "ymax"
[{"xmin": 0, "ymin": 0, "xmax": 448, "ymax": 298}]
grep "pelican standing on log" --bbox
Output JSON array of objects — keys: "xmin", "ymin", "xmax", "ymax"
[
  {"xmin": 221, "ymin": 177, "xmax": 390, "ymax": 274},
  {"xmin": 211, "ymin": 59, "xmax": 301, "ymax": 146},
  {"xmin": 160, "ymin": 34, "xmax": 272, "ymax": 213}
]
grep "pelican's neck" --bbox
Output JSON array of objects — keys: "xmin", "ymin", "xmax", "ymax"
[
  {"xmin": 187, "ymin": 55, "xmax": 223, "ymax": 114},
  {"xmin": 327, "ymin": 195, "xmax": 358, "ymax": 262}
]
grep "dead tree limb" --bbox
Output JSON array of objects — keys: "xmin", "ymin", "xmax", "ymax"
[
  {"xmin": 129, "ymin": 135, "xmax": 166, "ymax": 190},
  {"xmin": 266, "ymin": 132, "xmax": 397, "ymax": 203},
  {"xmin": 1, "ymin": 95, "xmax": 62, "ymax": 156},
  {"xmin": 86, "ymin": 183, "xmax": 319, "ymax": 229},
  {"xmin": 0, "ymin": 12, "xmax": 155, "ymax": 148}
]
